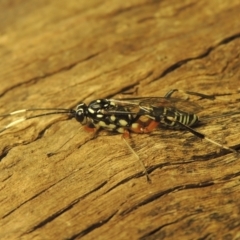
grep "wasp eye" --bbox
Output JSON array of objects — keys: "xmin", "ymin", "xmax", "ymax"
[{"xmin": 75, "ymin": 103, "xmax": 87, "ymax": 124}]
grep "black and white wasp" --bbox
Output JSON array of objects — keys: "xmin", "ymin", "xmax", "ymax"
[{"xmin": 0, "ymin": 89, "xmax": 238, "ymax": 181}]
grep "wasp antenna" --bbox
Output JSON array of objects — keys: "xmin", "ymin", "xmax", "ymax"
[
  {"xmin": 164, "ymin": 89, "xmax": 215, "ymax": 100},
  {"xmin": 184, "ymin": 91, "xmax": 215, "ymax": 100},
  {"xmin": 0, "ymin": 118, "xmax": 27, "ymax": 133},
  {"xmin": 0, "ymin": 109, "xmax": 27, "ymax": 118},
  {"xmin": 201, "ymin": 111, "xmax": 240, "ymax": 121},
  {"xmin": 175, "ymin": 119, "xmax": 239, "ymax": 154},
  {"xmin": 0, "ymin": 108, "xmax": 73, "ymax": 118},
  {"xmin": 0, "ymin": 109, "xmax": 75, "ymax": 134},
  {"xmin": 204, "ymin": 137, "xmax": 239, "ymax": 155},
  {"xmin": 122, "ymin": 134, "xmax": 151, "ymax": 183}
]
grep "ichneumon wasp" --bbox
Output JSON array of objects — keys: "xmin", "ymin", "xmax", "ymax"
[{"xmin": 0, "ymin": 89, "xmax": 239, "ymax": 182}]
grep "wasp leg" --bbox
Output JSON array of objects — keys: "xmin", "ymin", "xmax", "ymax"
[
  {"xmin": 141, "ymin": 121, "xmax": 160, "ymax": 133},
  {"xmin": 164, "ymin": 89, "xmax": 215, "ymax": 100},
  {"xmin": 130, "ymin": 117, "xmax": 160, "ymax": 134},
  {"xmin": 122, "ymin": 130, "xmax": 151, "ymax": 183},
  {"xmin": 48, "ymin": 125, "xmax": 99, "ymax": 157},
  {"xmin": 84, "ymin": 124, "xmax": 97, "ymax": 133},
  {"xmin": 83, "ymin": 124, "xmax": 102, "ymax": 139},
  {"xmin": 47, "ymin": 129, "xmax": 82, "ymax": 157},
  {"xmin": 170, "ymin": 117, "xmax": 239, "ymax": 154}
]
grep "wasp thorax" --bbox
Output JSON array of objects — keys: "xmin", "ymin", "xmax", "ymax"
[
  {"xmin": 89, "ymin": 99, "xmax": 112, "ymax": 110},
  {"xmin": 75, "ymin": 103, "xmax": 88, "ymax": 124}
]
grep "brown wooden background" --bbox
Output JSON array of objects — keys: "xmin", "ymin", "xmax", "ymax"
[{"xmin": 0, "ymin": 0, "xmax": 240, "ymax": 239}]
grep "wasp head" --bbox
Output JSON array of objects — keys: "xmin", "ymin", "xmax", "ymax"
[{"xmin": 75, "ymin": 103, "xmax": 88, "ymax": 124}]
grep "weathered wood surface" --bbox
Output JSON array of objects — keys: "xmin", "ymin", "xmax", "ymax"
[{"xmin": 0, "ymin": 0, "xmax": 240, "ymax": 239}]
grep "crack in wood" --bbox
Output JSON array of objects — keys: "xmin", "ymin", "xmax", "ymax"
[
  {"xmin": 219, "ymin": 171, "xmax": 240, "ymax": 182},
  {"xmin": 66, "ymin": 211, "xmax": 117, "ymax": 239},
  {"xmin": 139, "ymin": 213, "xmax": 199, "ymax": 240},
  {"xmin": 120, "ymin": 181, "xmax": 214, "ymax": 216},
  {"xmin": 150, "ymin": 32, "xmax": 240, "ymax": 83},
  {"xmin": 0, "ymin": 51, "xmax": 102, "ymax": 98},
  {"xmin": 2, "ymin": 173, "xmax": 76, "ymax": 219},
  {"xmin": 20, "ymin": 181, "xmax": 108, "ymax": 235},
  {"xmin": 0, "ymin": 118, "xmax": 71, "ymax": 161}
]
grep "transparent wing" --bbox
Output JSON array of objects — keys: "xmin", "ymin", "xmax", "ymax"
[
  {"xmin": 139, "ymin": 97, "xmax": 202, "ymax": 113},
  {"xmin": 106, "ymin": 97, "xmax": 202, "ymax": 115}
]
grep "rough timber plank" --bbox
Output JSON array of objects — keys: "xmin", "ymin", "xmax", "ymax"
[{"xmin": 0, "ymin": 0, "xmax": 240, "ymax": 239}]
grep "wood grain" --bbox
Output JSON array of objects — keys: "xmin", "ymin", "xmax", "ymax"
[{"xmin": 0, "ymin": 0, "xmax": 240, "ymax": 239}]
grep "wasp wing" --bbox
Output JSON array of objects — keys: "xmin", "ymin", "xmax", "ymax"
[
  {"xmin": 104, "ymin": 98, "xmax": 202, "ymax": 115},
  {"xmin": 100, "ymin": 98, "xmax": 143, "ymax": 115},
  {"xmin": 138, "ymin": 97, "xmax": 202, "ymax": 113}
]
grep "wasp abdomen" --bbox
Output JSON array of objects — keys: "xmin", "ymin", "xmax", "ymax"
[{"xmin": 146, "ymin": 107, "xmax": 199, "ymax": 128}]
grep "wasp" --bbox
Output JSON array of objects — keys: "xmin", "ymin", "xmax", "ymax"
[{"xmin": 0, "ymin": 90, "xmax": 238, "ymax": 182}]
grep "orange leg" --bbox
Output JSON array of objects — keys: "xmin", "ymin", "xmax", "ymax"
[
  {"xmin": 84, "ymin": 125, "xmax": 97, "ymax": 133},
  {"xmin": 122, "ymin": 129, "xmax": 131, "ymax": 139},
  {"xmin": 84, "ymin": 125, "xmax": 101, "ymax": 139},
  {"xmin": 130, "ymin": 120, "xmax": 160, "ymax": 134},
  {"xmin": 142, "ymin": 120, "xmax": 159, "ymax": 133}
]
